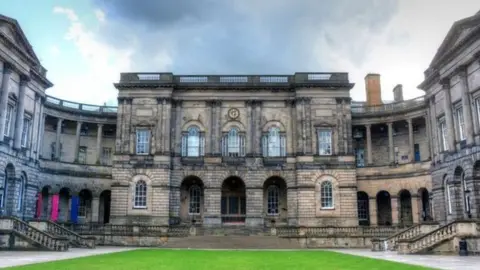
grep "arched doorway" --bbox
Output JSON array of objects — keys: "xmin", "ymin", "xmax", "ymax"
[
  {"xmin": 180, "ymin": 176, "xmax": 204, "ymax": 224},
  {"xmin": 58, "ymin": 188, "xmax": 71, "ymax": 222},
  {"xmin": 263, "ymin": 177, "xmax": 287, "ymax": 225},
  {"xmin": 399, "ymin": 190, "xmax": 413, "ymax": 227},
  {"xmin": 99, "ymin": 190, "xmax": 111, "ymax": 224},
  {"xmin": 221, "ymin": 177, "xmax": 246, "ymax": 223},
  {"xmin": 419, "ymin": 188, "xmax": 431, "ymax": 222},
  {"xmin": 376, "ymin": 191, "xmax": 392, "ymax": 226},
  {"xmin": 454, "ymin": 166, "xmax": 469, "ymax": 217},
  {"xmin": 357, "ymin": 191, "xmax": 370, "ymax": 226},
  {"xmin": 40, "ymin": 186, "xmax": 52, "ymax": 219},
  {"xmin": 78, "ymin": 189, "xmax": 92, "ymax": 223}
]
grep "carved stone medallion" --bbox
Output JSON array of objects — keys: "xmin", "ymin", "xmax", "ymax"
[{"xmin": 228, "ymin": 108, "xmax": 240, "ymax": 119}]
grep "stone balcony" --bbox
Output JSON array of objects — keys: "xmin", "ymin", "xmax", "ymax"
[
  {"xmin": 351, "ymin": 96, "xmax": 426, "ymax": 117},
  {"xmin": 356, "ymin": 161, "xmax": 431, "ymax": 179},
  {"xmin": 39, "ymin": 159, "xmax": 112, "ymax": 178}
]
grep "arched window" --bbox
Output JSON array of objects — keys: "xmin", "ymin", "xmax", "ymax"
[
  {"xmin": 17, "ymin": 174, "xmax": 25, "ymax": 212},
  {"xmin": 134, "ymin": 180, "xmax": 147, "ymax": 208},
  {"xmin": 182, "ymin": 126, "xmax": 205, "ymax": 157},
  {"xmin": 320, "ymin": 181, "xmax": 333, "ymax": 209},
  {"xmin": 267, "ymin": 185, "xmax": 279, "ymax": 215},
  {"xmin": 262, "ymin": 127, "xmax": 286, "ymax": 157},
  {"xmin": 189, "ymin": 185, "xmax": 201, "ymax": 214},
  {"xmin": 222, "ymin": 128, "xmax": 245, "ymax": 157},
  {"xmin": 444, "ymin": 175, "xmax": 452, "ymax": 215}
]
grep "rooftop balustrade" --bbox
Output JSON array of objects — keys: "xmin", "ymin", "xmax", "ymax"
[
  {"xmin": 45, "ymin": 95, "xmax": 117, "ymax": 114},
  {"xmin": 351, "ymin": 96, "xmax": 426, "ymax": 115}
]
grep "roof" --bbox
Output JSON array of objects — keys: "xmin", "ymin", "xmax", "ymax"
[{"xmin": 0, "ymin": 14, "xmax": 40, "ymax": 64}]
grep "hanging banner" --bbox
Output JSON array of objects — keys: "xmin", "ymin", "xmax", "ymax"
[
  {"xmin": 50, "ymin": 194, "xmax": 59, "ymax": 221},
  {"xmin": 71, "ymin": 196, "xmax": 79, "ymax": 224}
]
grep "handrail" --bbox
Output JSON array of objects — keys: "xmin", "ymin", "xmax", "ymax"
[
  {"xmin": 45, "ymin": 220, "xmax": 95, "ymax": 248},
  {"xmin": 45, "ymin": 95, "xmax": 117, "ymax": 114},
  {"xmin": 3, "ymin": 217, "xmax": 69, "ymax": 251},
  {"xmin": 400, "ymin": 221, "xmax": 458, "ymax": 254},
  {"xmin": 383, "ymin": 224, "xmax": 423, "ymax": 251}
]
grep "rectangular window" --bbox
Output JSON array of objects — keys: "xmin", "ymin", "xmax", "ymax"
[
  {"xmin": 78, "ymin": 197, "xmax": 90, "ymax": 217},
  {"xmin": 101, "ymin": 147, "xmax": 112, "ymax": 165},
  {"xmin": 136, "ymin": 129, "xmax": 150, "ymax": 154},
  {"xmin": 78, "ymin": 146, "xmax": 87, "ymax": 164},
  {"xmin": 457, "ymin": 107, "xmax": 465, "ymax": 140},
  {"xmin": 21, "ymin": 118, "xmax": 31, "ymax": 147},
  {"xmin": 439, "ymin": 118, "xmax": 448, "ymax": 151},
  {"xmin": 4, "ymin": 104, "xmax": 13, "ymax": 137},
  {"xmin": 317, "ymin": 129, "xmax": 332, "ymax": 155}
]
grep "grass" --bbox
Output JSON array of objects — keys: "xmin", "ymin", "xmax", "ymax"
[{"xmin": 9, "ymin": 249, "xmax": 435, "ymax": 270}]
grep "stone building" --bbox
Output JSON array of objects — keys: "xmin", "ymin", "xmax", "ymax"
[
  {"xmin": 418, "ymin": 11, "xmax": 480, "ymax": 224},
  {"xmin": 5, "ymin": 11, "xmax": 480, "ymax": 230}
]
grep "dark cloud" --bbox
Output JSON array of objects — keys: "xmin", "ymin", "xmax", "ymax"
[{"xmin": 92, "ymin": 0, "xmax": 399, "ymax": 74}]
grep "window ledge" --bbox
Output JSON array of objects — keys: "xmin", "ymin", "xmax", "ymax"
[
  {"xmin": 133, "ymin": 206, "xmax": 147, "ymax": 209},
  {"xmin": 320, "ymin": 207, "xmax": 335, "ymax": 210},
  {"xmin": 181, "ymin": 157, "xmax": 204, "ymax": 165}
]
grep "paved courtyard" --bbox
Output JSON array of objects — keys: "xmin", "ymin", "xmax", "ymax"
[
  {"xmin": 1, "ymin": 247, "xmax": 480, "ymax": 269},
  {"xmin": 329, "ymin": 249, "xmax": 480, "ymax": 270}
]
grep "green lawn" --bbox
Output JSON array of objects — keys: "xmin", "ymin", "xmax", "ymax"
[{"xmin": 9, "ymin": 249, "xmax": 435, "ymax": 270}]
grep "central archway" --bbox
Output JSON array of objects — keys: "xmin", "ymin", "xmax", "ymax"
[{"xmin": 221, "ymin": 176, "xmax": 246, "ymax": 223}]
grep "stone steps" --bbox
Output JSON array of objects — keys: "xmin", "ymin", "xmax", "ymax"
[
  {"xmin": 165, "ymin": 235, "xmax": 301, "ymax": 249},
  {"xmin": 196, "ymin": 226, "xmax": 269, "ymax": 236}
]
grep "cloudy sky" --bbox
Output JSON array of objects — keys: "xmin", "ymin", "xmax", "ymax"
[{"xmin": 1, "ymin": 0, "xmax": 480, "ymax": 105}]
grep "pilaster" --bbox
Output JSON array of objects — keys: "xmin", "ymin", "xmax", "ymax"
[
  {"xmin": 458, "ymin": 66, "xmax": 474, "ymax": 145},
  {"xmin": 0, "ymin": 63, "xmax": 13, "ymax": 142},
  {"xmin": 55, "ymin": 118, "xmax": 63, "ymax": 160},
  {"xmin": 387, "ymin": 122, "xmax": 394, "ymax": 163},
  {"xmin": 13, "ymin": 75, "xmax": 29, "ymax": 150},
  {"xmin": 74, "ymin": 121, "xmax": 82, "ymax": 162},
  {"xmin": 96, "ymin": 124, "xmax": 103, "ymax": 164},
  {"xmin": 407, "ymin": 118, "xmax": 414, "ymax": 162},
  {"xmin": 441, "ymin": 79, "xmax": 456, "ymax": 151},
  {"xmin": 366, "ymin": 124, "xmax": 372, "ymax": 165}
]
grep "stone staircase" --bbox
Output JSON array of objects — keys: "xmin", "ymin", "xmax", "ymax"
[
  {"xmin": 29, "ymin": 220, "xmax": 96, "ymax": 249},
  {"xmin": 165, "ymin": 235, "xmax": 301, "ymax": 249},
  {"xmin": 196, "ymin": 225, "xmax": 268, "ymax": 236},
  {"xmin": 373, "ymin": 222, "xmax": 440, "ymax": 251},
  {"xmin": 0, "ymin": 217, "xmax": 69, "ymax": 251}
]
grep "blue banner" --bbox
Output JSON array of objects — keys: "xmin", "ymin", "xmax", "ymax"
[{"xmin": 70, "ymin": 196, "xmax": 79, "ymax": 224}]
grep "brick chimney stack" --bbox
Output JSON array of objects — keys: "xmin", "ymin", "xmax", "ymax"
[
  {"xmin": 365, "ymin": 73, "xmax": 382, "ymax": 106},
  {"xmin": 393, "ymin": 84, "xmax": 404, "ymax": 102}
]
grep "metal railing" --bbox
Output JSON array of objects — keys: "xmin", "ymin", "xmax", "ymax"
[
  {"xmin": 45, "ymin": 95, "xmax": 117, "ymax": 114},
  {"xmin": 351, "ymin": 96, "xmax": 426, "ymax": 114}
]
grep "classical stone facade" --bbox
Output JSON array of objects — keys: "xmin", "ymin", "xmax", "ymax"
[
  {"xmin": 418, "ymin": 11, "xmax": 480, "ymax": 224},
  {"xmin": 6, "ymin": 11, "xmax": 471, "ymax": 231}
]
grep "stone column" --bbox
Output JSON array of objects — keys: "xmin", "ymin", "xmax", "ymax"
[
  {"xmin": 366, "ymin": 124, "xmax": 372, "ymax": 165},
  {"xmin": 442, "ymin": 80, "xmax": 456, "ymax": 151},
  {"xmin": 91, "ymin": 196, "xmax": 100, "ymax": 223},
  {"xmin": 295, "ymin": 98, "xmax": 303, "ymax": 155},
  {"xmin": 13, "ymin": 75, "xmax": 29, "ymax": 150},
  {"xmin": 368, "ymin": 197, "xmax": 377, "ymax": 225},
  {"xmin": 387, "ymin": 122, "xmax": 394, "ymax": 163},
  {"xmin": 411, "ymin": 195, "xmax": 420, "ymax": 224},
  {"xmin": 74, "ymin": 121, "xmax": 82, "ymax": 162},
  {"xmin": 155, "ymin": 98, "xmax": 164, "ymax": 154},
  {"xmin": 174, "ymin": 100, "xmax": 183, "ymax": 155},
  {"xmin": 96, "ymin": 124, "xmax": 103, "ymax": 164},
  {"xmin": 254, "ymin": 101, "xmax": 262, "ymax": 155},
  {"xmin": 424, "ymin": 114, "xmax": 432, "ymax": 160},
  {"xmin": 245, "ymin": 101, "xmax": 253, "ymax": 155},
  {"xmin": 429, "ymin": 97, "xmax": 439, "ymax": 156},
  {"xmin": 55, "ymin": 118, "xmax": 63, "ymax": 160},
  {"xmin": 0, "ymin": 63, "xmax": 13, "ymax": 142},
  {"xmin": 37, "ymin": 110, "xmax": 46, "ymax": 159},
  {"xmin": 245, "ymin": 188, "xmax": 263, "ymax": 227},
  {"xmin": 287, "ymin": 100, "xmax": 296, "ymax": 155},
  {"xmin": 391, "ymin": 196, "xmax": 399, "ymax": 225},
  {"xmin": 304, "ymin": 98, "xmax": 313, "ymax": 154},
  {"xmin": 206, "ymin": 101, "xmax": 213, "ymax": 155},
  {"xmin": 407, "ymin": 118, "xmax": 414, "ymax": 163},
  {"xmin": 458, "ymin": 66, "xmax": 475, "ymax": 145},
  {"xmin": 164, "ymin": 99, "xmax": 172, "ymax": 155}
]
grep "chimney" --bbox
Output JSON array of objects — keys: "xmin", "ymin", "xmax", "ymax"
[
  {"xmin": 393, "ymin": 84, "xmax": 404, "ymax": 102},
  {"xmin": 365, "ymin": 73, "xmax": 382, "ymax": 106}
]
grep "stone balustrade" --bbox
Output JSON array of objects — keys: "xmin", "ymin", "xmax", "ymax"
[
  {"xmin": 29, "ymin": 220, "xmax": 96, "ymax": 249},
  {"xmin": 45, "ymin": 95, "xmax": 117, "ymax": 115},
  {"xmin": 351, "ymin": 96, "xmax": 426, "ymax": 116}
]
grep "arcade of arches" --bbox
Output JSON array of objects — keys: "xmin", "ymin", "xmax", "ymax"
[
  {"xmin": 34, "ymin": 186, "xmax": 111, "ymax": 224},
  {"xmin": 356, "ymin": 188, "xmax": 431, "ymax": 227}
]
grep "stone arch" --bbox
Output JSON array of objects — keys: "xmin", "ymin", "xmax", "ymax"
[
  {"xmin": 1, "ymin": 163, "xmax": 15, "ymax": 212},
  {"xmin": 181, "ymin": 121, "xmax": 206, "ymax": 132},
  {"xmin": 398, "ymin": 189, "xmax": 413, "ymax": 227},
  {"xmin": 376, "ymin": 190, "xmax": 392, "ymax": 226},
  {"xmin": 418, "ymin": 188, "xmax": 432, "ymax": 222},
  {"xmin": 179, "ymin": 175, "xmax": 205, "ymax": 223},
  {"xmin": 263, "ymin": 171, "xmax": 290, "ymax": 188},
  {"xmin": 78, "ymin": 189, "xmax": 93, "ymax": 223},
  {"xmin": 39, "ymin": 185, "xmax": 52, "ymax": 219},
  {"xmin": 221, "ymin": 176, "xmax": 246, "ymax": 223},
  {"xmin": 262, "ymin": 120, "xmax": 287, "ymax": 133},
  {"xmin": 443, "ymin": 174, "xmax": 452, "ymax": 219},
  {"xmin": 357, "ymin": 191, "xmax": 370, "ymax": 226},
  {"xmin": 58, "ymin": 187, "xmax": 71, "ymax": 222},
  {"xmin": 454, "ymin": 166, "xmax": 470, "ymax": 217},
  {"xmin": 263, "ymin": 176, "xmax": 288, "ymax": 224},
  {"xmin": 222, "ymin": 120, "xmax": 246, "ymax": 132},
  {"xmin": 99, "ymin": 190, "xmax": 111, "ymax": 224},
  {"xmin": 218, "ymin": 171, "xmax": 248, "ymax": 186}
]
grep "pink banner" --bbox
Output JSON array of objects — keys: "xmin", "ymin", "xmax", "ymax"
[
  {"xmin": 36, "ymin": 193, "xmax": 42, "ymax": 219},
  {"xmin": 50, "ymin": 194, "xmax": 59, "ymax": 221}
]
